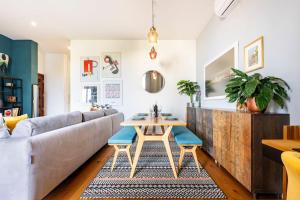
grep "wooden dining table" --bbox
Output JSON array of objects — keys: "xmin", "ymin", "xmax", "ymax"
[
  {"xmin": 121, "ymin": 116, "xmax": 186, "ymax": 178},
  {"xmin": 262, "ymin": 139, "xmax": 300, "ymax": 200}
]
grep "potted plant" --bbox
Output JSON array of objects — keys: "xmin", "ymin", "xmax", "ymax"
[
  {"xmin": 225, "ymin": 68, "xmax": 290, "ymax": 112},
  {"xmin": 177, "ymin": 80, "xmax": 200, "ymax": 107}
]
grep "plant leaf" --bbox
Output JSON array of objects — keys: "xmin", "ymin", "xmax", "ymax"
[
  {"xmin": 255, "ymin": 85, "xmax": 274, "ymax": 110},
  {"xmin": 244, "ymin": 78, "xmax": 259, "ymax": 97}
]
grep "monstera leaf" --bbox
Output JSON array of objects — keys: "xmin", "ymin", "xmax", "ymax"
[{"xmin": 225, "ymin": 68, "xmax": 290, "ymax": 112}]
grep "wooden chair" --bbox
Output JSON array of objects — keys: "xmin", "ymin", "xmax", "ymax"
[
  {"xmin": 281, "ymin": 151, "xmax": 300, "ymax": 200},
  {"xmin": 282, "ymin": 125, "xmax": 300, "ymax": 200}
]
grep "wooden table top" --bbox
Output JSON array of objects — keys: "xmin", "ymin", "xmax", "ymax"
[
  {"xmin": 262, "ymin": 139, "xmax": 300, "ymax": 152},
  {"xmin": 121, "ymin": 117, "xmax": 186, "ymax": 127}
]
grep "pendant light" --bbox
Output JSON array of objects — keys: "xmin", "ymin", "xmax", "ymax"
[
  {"xmin": 147, "ymin": 0, "xmax": 158, "ymax": 44},
  {"xmin": 149, "ymin": 46, "xmax": 157, "ymax": 60}
]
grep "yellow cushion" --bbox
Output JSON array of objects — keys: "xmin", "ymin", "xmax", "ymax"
[{"xmin": 4, "ymin": 114, "xmax": 28, "ymax": 131}]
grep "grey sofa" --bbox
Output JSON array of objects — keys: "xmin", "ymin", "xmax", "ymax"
[{"xmin": 0, "ymin": 109, "xmax": 124, "ymax": 200}]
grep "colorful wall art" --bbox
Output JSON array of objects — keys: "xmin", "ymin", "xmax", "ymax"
[
  {"xmin": 102, "ymin": 80, "xmax": 122, "ymax": 106},
  {"xmin": 101, "ymin": 53, "xmax": 121, "ymax": 78},
  {"xmin": 81, "ymin": 83, "xmax": 100, "ymax": 105},
  {"xmin": 80, "ymin": 57, "xmax": 100, "ymax": 82}
]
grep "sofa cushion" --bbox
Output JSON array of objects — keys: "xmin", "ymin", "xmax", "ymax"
[
  {"xmin": 104, "ymin": 108, "xmax": 118, "ymax": 116},
  {"xmin": 82, "ymin": 110, "xmax": 105, "ymax": 122},
  {"xmin": 11, "ymin": 111, "xmax": 82, "ymax": 138},
  {"xmin": 110, "ymin": 112, "xmax": 124, "ymax": 134}
]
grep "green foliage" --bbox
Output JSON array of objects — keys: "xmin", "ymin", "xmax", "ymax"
[
  {"xmin": 225, "ymin": 68, "xmax": 290, "ymax": 111},
  {"xmin": 177, "ymin": 80, "xmax": 200, "ymax": 103}
]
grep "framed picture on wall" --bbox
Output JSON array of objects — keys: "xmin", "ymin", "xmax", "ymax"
[
  {"xmin": 101, "ymin": 53, "xmax": 121, "ymax": 78},
  {"xmin": 244, "ymin": 36, "xmax": 264, "ymax": 73},
  {"xmin": 204, "ymin": 42, "xmax": 239, "ymax": 99},
  {"xmin": 81, "ymin": 83, "xmax": 100, "ymax": 105},
  {"xmin": 101, "ymin": 80, "xmax": 122, "ymax": 106},
  {"xmin": 80, "ymin": 56, "xmax": 100, "ymax": 82}
]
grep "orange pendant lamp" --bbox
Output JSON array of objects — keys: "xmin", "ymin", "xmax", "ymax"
[
  {"xmin": 147, "ymin": 0, "xmax": 158, "ymax": 59},
  {"xmin": 149, "ymin": 46, "xmax": 157, "ymax": 60}
]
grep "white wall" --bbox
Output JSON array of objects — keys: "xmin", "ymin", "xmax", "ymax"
[
  {"xmin": 44, "ymin": 53, "xmax": 70, "ymax": 116},
  {"xmin": 196, "ymin": 0, "xmax": 300, "ymax": 124},
  {"xmin": 70, "ymin": 40, "xmax": 196, "ymax": 119},
  {"xmin": 38, "ymin": 47, "xmax": 45, "ymax": 74}
]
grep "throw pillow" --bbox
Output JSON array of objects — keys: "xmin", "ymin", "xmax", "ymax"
[{"xmin": 4, "ymin": 114, "xmax": 28, "ymax": 132}]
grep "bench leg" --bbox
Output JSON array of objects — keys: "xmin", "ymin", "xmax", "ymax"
[
  {"xmin": 191, "ymin": 146, "xmax": 201, "ymax": 174},
  {"xmin": 111, "ymin": 145, "xmax": 120, "ymax": 172},
  {"xmin": 125, "ymin": 145, "xmax": 133, "ymax": 167},
  {"xmin": 179, "ymin": 145, "xmax": 201, "ymax": 174},
  {"xmin": 178, "ymin": 146, "xmax": 185, "ymax": 171}
]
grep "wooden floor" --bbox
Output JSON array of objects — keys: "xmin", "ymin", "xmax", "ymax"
[{"xmin": 44, "ymin": 145, "xmax": 254, "ymax": 200}]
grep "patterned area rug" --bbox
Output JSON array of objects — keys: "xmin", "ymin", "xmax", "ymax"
[{"xmin": 81, "ymin": 141, "xmax": 226, "ymax": 199}]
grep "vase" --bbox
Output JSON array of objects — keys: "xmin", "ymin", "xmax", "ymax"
[{"xmin": 246, "ymin": 98, "xmax": 262, "ymax": 113}]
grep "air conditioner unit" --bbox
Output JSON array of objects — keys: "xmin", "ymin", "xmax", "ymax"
[{"xmin": 214, "ymin": 0, "xmax": 238, "ymax": 18}]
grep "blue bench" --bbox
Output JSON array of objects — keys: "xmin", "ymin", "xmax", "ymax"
[
  {"xmin": 108, "ymin": 126, "xmax": 136, "ymax": 171},
  {"xmin": 172, "ymin": 126, "xmax": 203, "ymax": 173}
]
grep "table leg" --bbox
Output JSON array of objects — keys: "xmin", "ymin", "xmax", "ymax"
[
  {"xmin": 163, "ymin": 126, "xmax": 178, "ymax": 178},
  {"xmin": 130, "ymin": 126, "xmax": 145, "ymax": 178}
]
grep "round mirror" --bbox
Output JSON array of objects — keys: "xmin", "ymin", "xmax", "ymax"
[{"xmin": 142, "ymin": 70, "xmax": 165, "ymax": 93}]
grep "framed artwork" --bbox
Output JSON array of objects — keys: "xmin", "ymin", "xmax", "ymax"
[
  {"xmin": 101, "ymin": 53, "xmax": 121, "ymax": 78},
  {"xmin": 80, "ymin": 57, "xmax": 100, "ymax": 82},
  {"xmin": 204, "ymin": 42, "xmax": 239, "ymax": 99},
  {"xmin": 102, "ymin": 80, "xmax": 122, "ymax": 106},
  {"xmin": 12, "ymin": 108, "xmax": 20, "ymax": 117},
  {"xmin": 81, "ymin": 84, "xmax": 100, "ymax": 105},
  {"xmin": 4, "ymin": 109, "xmax": 12, "ymax": 117},
  {"xmin": 244, "ymin": 36, "xmax": 264, "ymax": 73}
]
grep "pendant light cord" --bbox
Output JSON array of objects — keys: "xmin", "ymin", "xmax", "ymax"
[{"xmin": 152, "ymin": 0, "xmax": 154, "ymax": 27}]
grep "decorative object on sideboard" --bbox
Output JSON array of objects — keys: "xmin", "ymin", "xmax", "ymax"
[
  {"xmin": 225, "ymin": 68, "xmax": 290, "ymax": 112},
  {"xmin": 4, "ymin": 109, "xmax": 12, "ymax": 117},
  {"xmin": 7, "ymin": 96, "xmax": 16, "ymax": 103},
  {"xmin": 204, "ymin": 42, "xmax": 238, "ymax": 99},
  {"xmin": 143, "ymin": 70, "xmax": 165, "ymax": 93},
  {"xmin": 101, "ymin": 53, "xmax": 121, "ymax": 78},
  {"xmin": 244, "ymin": 36, "xmax": 264, "ymax": 73},
  {"xmin": 5, "ymin": 82, "xmax": 13, "ymax": 87},
  {"xmin": 177, "ymin": 80, "xmax": 200, "ymax": 107},
  {"xmin": 12, "ymin": 107, "xmax": 20, "ymax": 117},
  {"xmin": 0, "ymin": 53, "xmax": 9, "ymax": 72},
  {"xmin": 80, "ymin": 57, "xmax": 100, "ymax": 82},
  {"xmin": 195, "ymin": 90, "xmax": 201, "ymax": 107}
]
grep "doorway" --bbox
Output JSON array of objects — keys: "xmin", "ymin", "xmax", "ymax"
[{"xmin": 38, "ymin": 73, "xmax": 45, "ymax": 116}]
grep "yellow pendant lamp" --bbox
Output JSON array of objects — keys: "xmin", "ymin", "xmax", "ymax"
[{"xmin": 147, "ymin": 0, "xmax": 158, "ymax": 44}]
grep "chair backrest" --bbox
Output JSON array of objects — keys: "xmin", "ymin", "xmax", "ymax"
[
  {"xmin": 283, "ymin": 125, "xmax": 300, "ymax": 140},
  {"xmin": 281, "ymin": 151, "xmax": 300, "ymax": 200}
]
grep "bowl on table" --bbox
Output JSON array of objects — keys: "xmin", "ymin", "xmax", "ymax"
[
  {"xmin": 164, "ymin": 116, "xmax": 178, "ymax": 121},
  {"xmin": 132, "ymin": 116, "xmax": 146, "ymax": 120}
]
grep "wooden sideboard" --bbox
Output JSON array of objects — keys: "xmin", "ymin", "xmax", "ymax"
[{"xmin": 186, "ymin": 107, "xmax": 290, "ymax": 196}]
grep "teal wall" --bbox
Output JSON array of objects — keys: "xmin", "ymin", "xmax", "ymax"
[
  {"xmin": 0, "ymin": 35, "xmax": 12, "ymax": 76},
  {"xmin": 0, "ymin": 34, "xmax": 38, "ymax": 117}
]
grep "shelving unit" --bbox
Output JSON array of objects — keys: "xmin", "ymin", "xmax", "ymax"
[{"xmin": 0, "ymin": 76, "xmax": 23, "ymax": 116}]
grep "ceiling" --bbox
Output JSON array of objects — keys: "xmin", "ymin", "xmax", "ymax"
[{"xmin": 0, "ymin": 0, "xmax": 214, "ymax": 53}]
